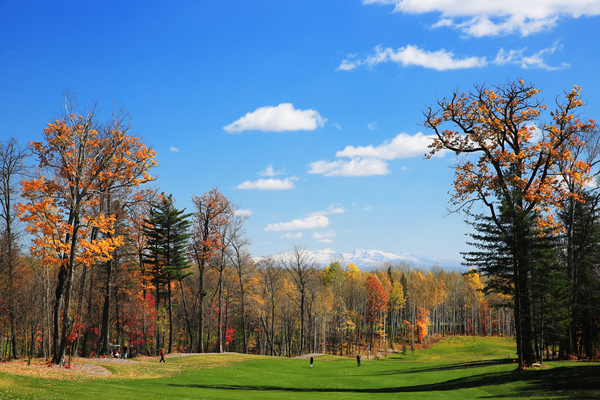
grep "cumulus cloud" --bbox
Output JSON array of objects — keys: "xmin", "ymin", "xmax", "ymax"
[
  {"xmin": 235, "ymin": 177, "xmax": 299, "ymax": 190},
  {"xmin": 308, "ymin": 158, "xmax": 390, "ymax": 177},
  {"xmin": 312, "ymin": 230, "xmax": 336, "ymax": 243},
  {"xmin": 337, "ymin": 132, "xmax": 441, "ymax": 160},
  {"xmin": 169, "ymin": 146, "xmax": 180, "ymax": 152},
  {"xmin": 259, "ymin": 164, "xmax": 285, "ymax": 177},
  {"xmin": 265, "ymin": 215, "xmax": 330, "ymax": 231},
  {"xmin": 224, "ymin": 103, "xmax": 326, "ymax": 133},
  {"xmin": 339, "ymin": 45, "xmax": 486, "ymax": 71},
  {"xmin": 234, "ymin": 209, "xmax": 253, "ymax": 217},
  {"xmin": 364, "ymin": 0, "xmax": 600, "ymax": 37},
  {"xmin": 308, "ymin": 132, "xmax": 446, "ymax": 177}
]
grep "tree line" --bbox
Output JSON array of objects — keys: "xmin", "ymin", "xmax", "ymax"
[{"xmin": 1, "ymin": 81, "xmax": 599, "ymax": 368}]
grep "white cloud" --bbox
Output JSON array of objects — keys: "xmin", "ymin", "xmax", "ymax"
[
  {"xmin": 368, "ymin": 122, "xmax": 378, "ymax": 130},
  {"xmin": 431, "ymin": 18, "xmax": 454, "ymax": 28},
  {"xmin": 308, "ymin": 158, "xmax": 390, "ymax": 177},
  {"xmin": 259, "ymin": 164, "xmax": 285, "ymax": 177},
  {"xmin": 235, "ymin": 177, "xmax": 299, "ymax": 190},
  {"xmin": 281, "ymin": 232, "xmax": 303, "ymax": 239},
  {"xmin": 333, "ymin": 122, "xmax": 343, "ymax": 130},
  {"xmin": 312, "ymin": 230, "xmax": 336, "ymax": 243},
  {"xmin": 309, "ymin": 132, "xmax": 448, "ymax": 177},
  {"xmin": 493, "ymin": 41, "xmax": 570, "ymax": 70},
  {"xmin": 337, "ymin": 59, "xmax": 358, "ymax": 71},
  {"xmin": 341, "ymin": 42, "xmax": 567, "ymax": 71},
  {"xmin": 339, "ymin": 45, "xmax": 486, "ymax": 71},
  {"xmin": 234, "ymin": 209, "xmax": 253, "ymax": 217},
  {"xmin": 224, "ymin": 103, "xmax": 326, "ymax": 133},
  {"xmin": 309, "ymin": 204, "xmax": 347, "ymax": 217},
  {"xmin": 364, "ymin": 0, "xmax": 600, "ymax": 37},
  {"xmin": 169, "ymin": 146, "xmax": 180, "ymax": 152},
  {"xmin": 265, "ymin": 215, "xmax": 330, "ymax": 231},
  {"xmin": 337, "ymin": 132, "xmax": 441, "ymax": 160}
]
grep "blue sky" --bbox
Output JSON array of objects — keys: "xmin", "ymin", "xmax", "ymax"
[{"xmin": 2, "ymin": 0, "xmax": 600, "ymax": 262}]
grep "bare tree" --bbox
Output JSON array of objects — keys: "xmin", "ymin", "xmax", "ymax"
[
  {"xmin": 0, "ymin": 138, "xmax": 29, "ymax": 359},
  {"xmin": 282, "ymin": 245, "xmax": 317, "ymax": 355},
  {"xmin": 189, "ymin": 188, "xmax": 231, "ymax": 352},
  {"xmin": 225, "ymin": 212, "xmax": 251, "ymax": 353},
  {"xmin": 256, "ymin": 256, "xmax": 282, "ymax": 356}
]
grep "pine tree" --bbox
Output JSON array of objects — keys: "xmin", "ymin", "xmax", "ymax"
[
  {"xmin": 143, "ymin": 194, "xmax": 192, "ymax": 353},
  {"xmin": 559, "ymin": 192, "xmax": 600, "ymax": 359},
  {"xmin": 463, "ymin": 201, "xmax": 557, "ymax": 366}
]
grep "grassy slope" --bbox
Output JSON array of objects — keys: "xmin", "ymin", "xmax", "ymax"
[{"xmin": 1, "ymin": 337, "xmax": 599, "ymax": 399}]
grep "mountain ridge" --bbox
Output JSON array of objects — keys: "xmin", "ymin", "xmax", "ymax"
[{"xmin": 303, "ymin": 248, "xmax": 465, "ymax": 271}]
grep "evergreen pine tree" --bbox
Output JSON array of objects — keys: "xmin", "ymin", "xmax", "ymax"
[
  {"xmin": 143, "ymin": 194, "xmax": 192, "ymax": 353},
  {"xmin": 463, "ymin": 201, "xmax": 558, "ymax": 366}
]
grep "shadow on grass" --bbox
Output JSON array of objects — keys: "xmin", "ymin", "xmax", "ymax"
[
  {"xmin": 375, "ymin": 358, "xmax": 515, "ymax": 375},
  {"xmin": 168, "ymin": 364, "xmax": 600, "ymax": 399}
]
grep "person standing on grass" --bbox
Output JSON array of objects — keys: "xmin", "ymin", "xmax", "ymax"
[
  {"xmin": 357, "ymin": 354, "xmax": 361, "ymax": 367},
  {"xmin": 310, "ymin": 356, "xmax": 313, "ymax": 369},
  {"xmin": 159, "ymin": 348, "xmax": 166, "ymax": 363}
]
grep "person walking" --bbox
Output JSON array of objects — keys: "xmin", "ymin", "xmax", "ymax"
[
  {"xmin": 310, "ymin": 356, "xmax": 313, "ymax": 369},
  {"xmin": 159, "ymin": 348, "xmax": 166, "ymax": 363},
  {"xmin": 356, "ymin": 353, "xmax": 361, "ymax": 367}
]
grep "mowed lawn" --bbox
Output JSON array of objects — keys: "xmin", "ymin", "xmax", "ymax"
[{"xmin": 1, "ymin": 337, "xmax": 599, "ymax": 399}]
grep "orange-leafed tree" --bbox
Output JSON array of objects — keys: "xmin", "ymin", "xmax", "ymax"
[
  {"xmin": 189, "ymin": 188, "xmax": 232, "ymax": 352},
  {"xmin": 17, "ymin": 100, "xmax": 156, "ymax": 365},
  {"xmin": 424, "ymin": 79, "xmax": 596, "ymax": 367},
  {"xmin": 364, "ymin": 274, "xmax": 388, "ymax": 346},
  {"xmin": 414, "ymin": 307, "xmax": 430, "ymax": 343}
]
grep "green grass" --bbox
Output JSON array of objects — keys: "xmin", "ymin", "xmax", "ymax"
[{"xmin": 1, "ymin": 337, "xmax": 599, "ymax": 399}]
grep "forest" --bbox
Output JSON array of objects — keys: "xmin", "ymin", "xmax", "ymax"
[{"xmin": 1, "ymin": 80, "xmax": 599, "ymax": 370}]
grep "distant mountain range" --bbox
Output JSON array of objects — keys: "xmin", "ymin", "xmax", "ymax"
[{"xmin": 304, "ymin": 249, "xmax": 465, "ymax": 271}]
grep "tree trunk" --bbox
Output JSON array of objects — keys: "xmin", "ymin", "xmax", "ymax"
[
  {"xmin": 51, "ymin": 265, "xmax": 67, "ymax": 363},
  {"xmin": 218, "ymin": 270, "xmax": 223, "ymax": 353},
  {"xmin": 99, "ymin": 259, "xmax": 113, "ymax": 356},
  {"xmin": 197, "ymin": 261, "xmax": 206, "ymax": 353},
  {"xmin": 178, "ymin": 279, "xmax": 194, "ymax": 352}
]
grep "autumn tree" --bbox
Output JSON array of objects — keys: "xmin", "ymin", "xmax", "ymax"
[
  {"xmin": 424, "ymin": 79, "xmax": 595, "ymax": 367},
  {"xmin": 17, "ymin": 100, "xmax": 156, "ymax": 365},
  {"xmin": 414, "ymin": 307, "xmax": 430, "ymax": 343},
  {"xmin": 323, "ymin": 260, "xmax": 347, "ymax": 355},
  {"xmin": 0, "ymin": 138, "xmax": 29, "ymax": 359},
  {"xmin": 385, "ymin": 266, "xmax": 405, "ymax": 344},
  {"xmin": 189, "ymin": 188, "xmax": 232, "ymax": 352},
  {"xmin": 364, "ymin": 274, "xmax": 388, "ymax": 346}
]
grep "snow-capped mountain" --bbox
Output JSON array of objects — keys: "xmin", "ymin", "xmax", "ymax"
[{"xmin": 305, "ymin": 249, "xmax": 464, "ymax": 271}]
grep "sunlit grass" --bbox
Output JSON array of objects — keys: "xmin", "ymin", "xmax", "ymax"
[{"xmin": 0, "ymin": 337, "xmax": 598, "ymax": 399}]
